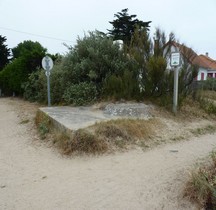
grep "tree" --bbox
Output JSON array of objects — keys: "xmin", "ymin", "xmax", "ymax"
[
  {"xmin": 12, "ymin": 40, "xmax": 47, "ymax": 73},
  {"xmin": 0, "ymin": 35, "xmax": 10, "ymax": 71},
  {"xmin": 128, "ymin": 27, "xmax": 168, "ymax": 97},
  {"xmin": 108, "ymin": 8, "xmax": 151, "ymax": 46},
  {"xmin": 0, "ymin": 40, "xmax": 47, "ymax": 95}
]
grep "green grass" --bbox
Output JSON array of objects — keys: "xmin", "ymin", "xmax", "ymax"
[{"xmin": 190, "ymin": 125, "xmax": 216, "ymax": 136}]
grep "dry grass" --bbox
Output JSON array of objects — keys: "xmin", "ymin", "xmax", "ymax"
[
  {"xmin": 56, "ymin": 129, "xmax": 108, "ymax": 155},
  {"xmin": 95, "ymin": 118, "xmax": 155, "ymax": 139},
  {"xmin": 195, "ymin": 90, "xmax": 216, "ymax": 115},
  {"xmin": 184, "ymin": 151, "xmax": 216, "ymax": 209},
  {"xmin": 92, "ymin": 118, "xmax": 159, "ymax": 150},
  {"xmin": 52, "ymin": 118, "xmax": 158, "ymax": 154},
  {"xmin": 200, "ymin": 90, "xmax": 216, "ymax": 101},
  {"xmin": 35, "ymin": 110, "xmax": 51, "ymax": 139}
]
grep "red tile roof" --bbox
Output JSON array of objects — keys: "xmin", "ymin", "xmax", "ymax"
[
  {"xmin": 194, "ymin": 54, "xmax": 216, "ymax": 70},
  {"xmin": 165, "ymin": 41, "xmax": 216, "ymax": 71}
]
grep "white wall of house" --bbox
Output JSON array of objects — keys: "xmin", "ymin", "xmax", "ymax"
[
  {"xmin": 197, "ymin": 68, "xmax": 216, "ymax": 81},
  {"xmin": 197, "ymin": 67, "xmax": 208, "ymax": 81}
]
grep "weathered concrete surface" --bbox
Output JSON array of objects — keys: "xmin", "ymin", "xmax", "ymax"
[
  {"xmin": 39, "ymin": 103, "xmax": 153, "ymax": 132},
  {"xmin": 39, "ymin": 106, "xmax": 116, "ymax": 132}
]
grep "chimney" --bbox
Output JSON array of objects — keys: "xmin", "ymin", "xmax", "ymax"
[{"xmin": 206, "ymin": 52, "xmax": 209, "ymax": 57}]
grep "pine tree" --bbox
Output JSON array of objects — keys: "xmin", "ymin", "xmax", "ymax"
[
  {"xmin": 0, "ymin": 35, "xmax": 10, "ymax": 71},
  {"xmin": 108, "ymin": 8, "xmax": 151, "ymax": 46}
]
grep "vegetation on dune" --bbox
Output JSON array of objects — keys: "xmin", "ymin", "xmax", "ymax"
[
  {"xmin": 0, "ymin": 8, "xmax": 199, "ymax": 109},
  {"xmin": 185, "ymin": 151, "xmax": 216, "ymax": 209}
]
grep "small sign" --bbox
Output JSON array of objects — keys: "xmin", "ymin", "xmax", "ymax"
[
  {"xmin": 45, "ymin": 71, "xmax": 51, "ymax": 77},
  {"xmin": 42, "ymin": 56, "xmax": 53, "ymax": 71},
  {"xmin": 171, "ymin": 52, "xmax": 180, "ymax": 66}
]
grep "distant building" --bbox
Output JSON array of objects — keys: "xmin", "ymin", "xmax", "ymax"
[{"xmin": 163, "ymin": 41, "xmax": 216, "ymax": 81}]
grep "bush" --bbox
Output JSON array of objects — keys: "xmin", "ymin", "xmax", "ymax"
[
  {"xmin": 102, "ymin": 69, "xmax": 141, "ymax": 100},
  {"xmin": 23, "ymin": 31, "xmax": 138, "ymax": 105},
  {"xmin": 194, "ymin": 90, "xmax": 216, "ymax": 115},
  {"xmin": 63, "ymin": 82, "xmax": 98, "ymax": 106},
  {"xmin": 197, "ymin": 78, "xmax": 216, "ymax": 91},
  {"xmin": 23, "ymin": 69, "xmax": 47, "ymax": 102},
  {"xmin": 61, "ymin": 31, "xmax": 130, "ymax": 89},
  {"xmin": 0, "ymin": 57, "xmax": 29, "ymax": 95}
]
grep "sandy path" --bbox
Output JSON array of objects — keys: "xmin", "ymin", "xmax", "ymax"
[{"xmin": 0, "ymin": 98, "xmax": 215, "ymax": 210}]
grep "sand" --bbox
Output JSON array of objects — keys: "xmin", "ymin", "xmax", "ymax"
[{"xmin": 0, "ymin": 98, "xmax": 215, "ymax": 210}]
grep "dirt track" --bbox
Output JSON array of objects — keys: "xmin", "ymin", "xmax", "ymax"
[{"xmin": 0, "ymin": 98, "xmax": 215, "ymax": 210}]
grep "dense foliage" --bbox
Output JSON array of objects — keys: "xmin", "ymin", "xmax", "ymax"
[
  {"xmin": 0, "ymin": 35, "xmax": 10, "ymax": 71},
  {"xmin": 23, "ymin": 31, "xmax": 141, "ymax": 105},
  {"xmin": 1, "ymin": 9, "xmax": 198, "ymax": 109},
  {"xmin": 0, "ymin": 40, "xmax": 46, "ymax": 95},
  {"xmin": 22, "ymin": 28, "xmax": 198, "ymax": 108},
  {"xmin": 108, "ymin": 8, "xmax": 151, "ymax": 46}
]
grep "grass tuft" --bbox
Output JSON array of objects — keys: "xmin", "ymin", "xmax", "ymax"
[
  {"xmin": 60, "ymin": 129, "xmax": 108, "ymax": 155},
  {"xmin": 190, "ymin": 125, "xmax": 216, "ymax": 136},
  {"xmin": 35, "ymin": 110, "xmax": 51, "ymax": 139},
  {"xmin": 184, "ymin": 151, "xmax": 216, "ymax": 209},
  {"xmin": 93, "ymin": 118, "xmax": 156, "ymax": 149}
]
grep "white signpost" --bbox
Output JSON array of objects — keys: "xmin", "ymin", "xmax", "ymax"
[
  {"xmin": 42, "ymin": 56, "xmax": 53, "ymax": 107},
  {"xmin": 171, "ymin": 52, "xmax": 180, "ymax": 114}
]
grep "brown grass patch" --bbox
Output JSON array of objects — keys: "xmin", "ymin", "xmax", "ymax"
[
  {"xmin": 55, "ymin": 118, "xmax": 158, "ymax": 154},
  {"xmin": 200, "ymin": 90, "xmax": 216, "ymax": 101},
  {"xmin": 35, "ymin": 110, "xmax": 51, "ymax": 139},
  {"xmin": 92, "ymin": 118, "xmax": 158, "ymax": 150},
  {"xmin": 60, "ymin": 129, "xmax": 108, "ymax": 155},
  {"xmin": 184, "ymin": 151, "xmax": 216, "ymax": 209}
]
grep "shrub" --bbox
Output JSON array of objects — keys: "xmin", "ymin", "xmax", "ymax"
[
  {"xmin": 0, "ymin": 57, "xmax": 28, "ymax": 95},
  {"xmin": 102, "ymin": 69, "xmax": 141, "ymax": 100},
  {"xmin": 61, "ymin": 31, "xmax": 130, "ymax": 90},
  {"xmin": 63, "ymin": 82, "xmax": 98, "ymax": 106},
  {"xmin": 23, "ymin": 69, "xmax": 47, "ymax": 102},
  {"xmin": 194, "ymin": 91, "xmax": 216, "ymax": 115}
]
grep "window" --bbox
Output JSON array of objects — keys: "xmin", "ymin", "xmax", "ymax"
[{"xmin": 208, "ymin": 73, "xmax": 213, "ymax": 78}]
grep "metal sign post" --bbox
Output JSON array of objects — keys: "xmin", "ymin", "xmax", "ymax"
[
  {"xmin": 173, "ymin": 67, "xmax": 179, "ymax": 113},
  {"xmin": 42, "ymin": 56, "xmax": 53, "ymax": 107},
  {"xmin": 170, "ymin": 52, "xmax": 180, "ymax": 114}
]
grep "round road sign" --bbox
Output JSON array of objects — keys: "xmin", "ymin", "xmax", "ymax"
[{"xmin": 42, "ymin": 56, "xmax": 53, "ymax": 71}]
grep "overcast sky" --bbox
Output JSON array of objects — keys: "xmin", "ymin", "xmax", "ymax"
[{"xmin": 0, "ymin": 0, "xmax": 215, "ymax": 59}]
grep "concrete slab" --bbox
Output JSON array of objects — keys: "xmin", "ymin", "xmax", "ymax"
[
  {"xmin": 39, "ymin": 103, "xmax": 153, "ymax": 133},
  {"xmin": 39, "ymin": 106, "xmax": 116, "ymax": 132}
]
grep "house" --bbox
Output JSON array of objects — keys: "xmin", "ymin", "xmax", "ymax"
[
  {"xmin": 193, "ymin": 53, "xmax": 216, "ymax": 80},
  {"xmin": 163, "ymin": 41, "xmax": 216, "ymax": 81}
]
